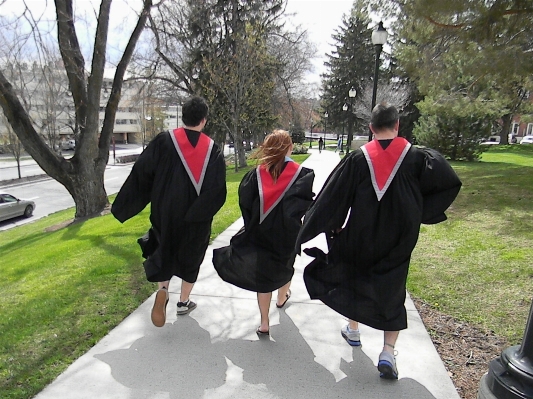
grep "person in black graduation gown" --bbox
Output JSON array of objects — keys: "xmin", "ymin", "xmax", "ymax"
[
  {"xmin": 296, "ymin": 103, "xmax": 462, "ymax": 379},
  {"xmin": 112, "ymin": 96, "xmax": 227, "ymax": 327},
  {"xmin": 213, "ymin": 130, "xmax": 314, "ymax": 335}
]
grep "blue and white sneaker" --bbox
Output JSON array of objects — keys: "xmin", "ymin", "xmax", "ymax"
[
  {"xmin": 340, "ymin": 325, "xmax": 361, "ymax": 346},
  {"xmin": 378, "ymin": 350, "xmax": 398, "ymax": 379}
]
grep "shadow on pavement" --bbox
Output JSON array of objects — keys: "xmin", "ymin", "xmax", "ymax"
[{"xmin": 96, "ymin": 306, "xmax": 435, "ymax": 399}]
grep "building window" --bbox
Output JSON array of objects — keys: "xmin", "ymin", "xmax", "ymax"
[
  {"xmin": 527, "ymin": 123, "xmax": 533, "ymax": 136},
  {"xmin": 512, "ymin": 123, "xmax": 519, "ymax": 134}
]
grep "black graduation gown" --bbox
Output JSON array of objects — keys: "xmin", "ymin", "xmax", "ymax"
[
  {"xmin": 296, "ymin": 141, "xmax": 462, "ymax": 331},
  {"xmin": 112, "ymin": 130, "xmax": 227, "ymax": 283},
  {"xmin": 213, "ymin": 162, "xmax": 315, "ymax": 293}
]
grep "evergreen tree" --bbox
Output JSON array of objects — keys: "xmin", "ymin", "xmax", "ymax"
[
  {"xmin": 320, "ymin": 1, "xmax": 375, "ymax": 142},
  {"xmin": 371, "ymin": 0, "xmax": 533, "ymax": 145}
]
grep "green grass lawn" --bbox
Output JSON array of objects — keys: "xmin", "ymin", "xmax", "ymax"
[
  {"xmin": 2, "ymin": 147, "xmax": 533, "ymax": 397},
  {"xmin": 0, "ymin": 153, "xmax": 310, "ymax": 399},
  {"xmin": 408, "ymin": 144, "xmax": 533, "ymax": 343}
]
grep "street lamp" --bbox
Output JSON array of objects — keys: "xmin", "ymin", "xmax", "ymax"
[
  {"xmin": 324, "ymin": 111, "xmax": 328, "ymax": 137},
  {"xmin": 144, "ymin": 116, "xmax": 153, "ymax": 150},
  {"xmin": 347, "ymin": 87, "xmax": 356, "ymax": 153},
  {"xmin": 369, "ymin": 21, "xmax": 388, "ymax": 142},
  {"xmin": 479, "ymin": 301, "xmax": 533, "ymax": 398},
  {"xmin": 340, "ymin": 103, "xmax": 349, "ymax": 155},
  {"xmin": 309, "ymin": 119, "xmax": 313, "ymax": 148}
]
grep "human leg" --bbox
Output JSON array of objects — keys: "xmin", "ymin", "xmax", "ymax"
[
  {"xmin": 341, "ymin": 319, "xmax": 361, "ymax": 346},
  {"xmin": 378, "ymin": 330, "xmax": 400, "ymax": 379},
  {"xmin": 151, "ymin": 280, "xmax": 170, "ymax": 327},
  {"xmin": 276, "ymin": 281, "xmax": 291, "ymax": 308},
  {"xmin": 383, "ymin": 330, "xmax": 399, "ymax": 353},
  {"xmin": 179, "ymin": 280, "xmax": 194, "ymax": 302},
  {"xmin": 176, "ymin": 280, "xmax": 197, "ymax": 315},
  {"xmin": 257, "ymin": 292, "xmax": 272, "ymax": 334}
]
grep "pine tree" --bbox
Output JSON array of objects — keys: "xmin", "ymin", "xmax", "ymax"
[{"xmin": 320, "ymin": 1, "xmax": 375, "ymax": 143}]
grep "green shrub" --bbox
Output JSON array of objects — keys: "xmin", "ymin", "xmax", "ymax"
[
  {"xmin": 414, "ymin": 114, "xmax": 489, "ymax": 161},
  {"xmin": 292, "ymin": 143, "xmax": 308, "ymax": 154}
]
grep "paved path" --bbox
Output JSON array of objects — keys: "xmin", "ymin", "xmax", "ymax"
[{"xmin": 34, "ymin": 149, "xmax": 460, "ymax": 399}]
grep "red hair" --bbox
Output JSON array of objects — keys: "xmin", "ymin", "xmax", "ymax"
[{"xmin": 255, "ymin": 129, "xmax": 293, "ymax": 182}]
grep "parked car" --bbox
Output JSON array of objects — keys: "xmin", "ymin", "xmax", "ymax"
[
  {"xmin": 0, "ymin": 193, "xmax": 35, "ymax": 222},
  {"xmin": 61, "ymin": 139, "xmax": 76, "ymax": 150},
  {"xmin": 520, "ymin": 136, "xmax": 533, "ymax": 145},
  {"xmin": 480, "ymin": 135, "xmax": 501, "ymax": 145}
]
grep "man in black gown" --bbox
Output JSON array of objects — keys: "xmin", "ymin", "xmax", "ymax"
[
  {"xmin": 296, "ymin": 103, "xmax": 461, "ymax": 379},
  {"xmin": 112, "ymin": 96, "xmax": 227, "ymax": 327}
]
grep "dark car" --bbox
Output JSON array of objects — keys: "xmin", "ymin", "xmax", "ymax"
[{"xmin": 0, "ymin": 193, "xmax": 35, "ymax": 222}]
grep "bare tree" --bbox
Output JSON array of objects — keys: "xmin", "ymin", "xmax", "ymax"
[
  {"xmin": 136, "ymin": 0, "xmax": 315, "ymax": 164},
  {"xmin": 351, "ymin": 80, "xmax": 412, "ymax": 130},
  {"xmin": 0, "ymin": 113, "xmax": 23, "ymax": 178},
  {"xmin": 0, "ymin": 0, "xmax": 153, "ymax": 220},
  {"xmin": 269, "ymin": 27, "xmax": 317, "ymax": 124}
]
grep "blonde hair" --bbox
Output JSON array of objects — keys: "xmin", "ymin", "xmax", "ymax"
[{"xmin": 254, "ymin": 129, "xmax": 293, "ymax": 181}]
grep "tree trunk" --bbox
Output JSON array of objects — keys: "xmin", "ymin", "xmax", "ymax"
[
  {"xmin": 501, "ymin": 114, "xmax": 511, "ymax": 145},
  {"xmin": 0, "ymin": 0, "xmax": 152, "ymax": 221},
  {"xmin": 238, "ymin": 146, "xmax": 247, "ymax": 168},
  {"xmin": 67, "ymin": 170, "xmax": 109, "ymax": 219}
]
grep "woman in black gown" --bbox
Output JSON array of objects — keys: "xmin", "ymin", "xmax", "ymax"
[{"xmin": 213, "ymin": 130, "xmax": 314, "ymax": 335}]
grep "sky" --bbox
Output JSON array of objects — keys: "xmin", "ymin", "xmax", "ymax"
[
  {"xmin": 0, "ymin": 0, "xmax": 355, "ymax": 85},
  {"xmin": 286, "ymin": 0, "xmax": 355, "ymax": 85}
]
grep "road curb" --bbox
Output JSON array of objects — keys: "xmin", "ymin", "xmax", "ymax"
[{"xmin": 0, "ymin": 174, "xmax": 51, "ymax": 188}]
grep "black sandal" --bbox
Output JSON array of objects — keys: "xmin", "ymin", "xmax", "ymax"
[
  {"xmin": 276, "ymin": 290, "xmax": 291, "ymax": 308},
  {"xmin": 256, "ymin": 327, "xmax": 269, "ymax": 335}
]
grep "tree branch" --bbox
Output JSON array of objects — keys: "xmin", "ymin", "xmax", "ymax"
[{"xmin": 99, "ymin": 0, "xmax": 153, "ymax": 155}]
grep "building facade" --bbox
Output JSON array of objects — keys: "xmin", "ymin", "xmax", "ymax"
[{"xmin": 0, "ymin": 65, "xmax": 182, "ymax": 150}]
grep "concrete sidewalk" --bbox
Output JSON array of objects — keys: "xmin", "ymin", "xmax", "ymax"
[{"xmin": 35, "ymin": 149, "xmax": 460, "ymax": 399}]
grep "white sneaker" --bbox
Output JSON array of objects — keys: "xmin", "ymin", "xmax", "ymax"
[
  {"xmin": 340, "ymin": 325, "xmax": 361, "ymax": 346},
  {"xmin": 378, "ymin": 350, "xmax": 398, "ymax": 379},
  {"xmin": 176, "ymin": 299, "xmax": 197, "ymax": 315}
]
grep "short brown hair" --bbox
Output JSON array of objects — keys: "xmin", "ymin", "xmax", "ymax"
[{"xmin": 371, "ymin": 102, "xmax": 399, "ymax": 130}]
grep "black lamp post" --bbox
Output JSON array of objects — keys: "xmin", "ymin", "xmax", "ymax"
[
  {"xmin": 340, "ymin": 103, "xmax": 349, "ymax": 155},
  {"xmin": 347, "ymin": 87, "xmax": 356, "ymax": 154},
  {"xmin": 478, "ymin": 300, "xmax": 533, "ymax": 398},
  {"xmin": 369, "ymin": 21, "xmax": 388, "ymax": 142},
  {"xmin": 309, "ymin": 119, "xmax": 313, "ymax": 148},
  {"xmin": 144, "ymin": 116, "xmax": 152, "ymax": 150},
  {"xmin": 324, "ymin": 111, "xmax": 328, "ymax": 138}
]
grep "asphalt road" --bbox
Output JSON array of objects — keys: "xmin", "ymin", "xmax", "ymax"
[
  {"xmin": 0, "ymin": 143, "xmax": 237, "ymax": 232},
  {"xmin": 0, "ymin": 162, "xmax": 134, "ymax": 232}
]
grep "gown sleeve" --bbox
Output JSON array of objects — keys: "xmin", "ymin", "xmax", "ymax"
[
  {"xmin": 184, "ymin": 147, "xmax": 227, "ymax": 222},
  {"xmin": 237, "ymin": 169, "xmax": 257, "ymax": 228},
  {"xmin": 111, "ymin": 137, "xmax": 159, "ymax": 223},
  {"xmin": 419, "ymin": 148, "xmax": 462, "ymax": 224},
  {"xmin": 296, "ymin": 154, "xmax": 358, "ymax": 250}
]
